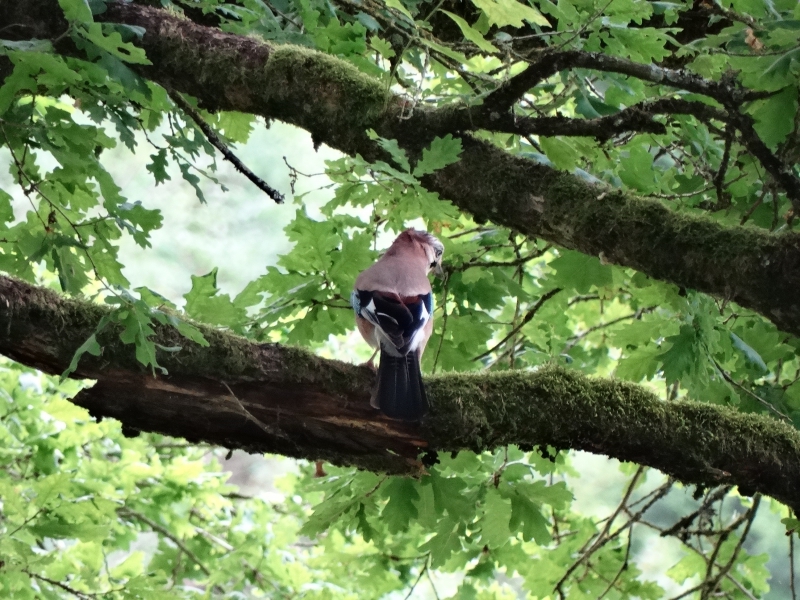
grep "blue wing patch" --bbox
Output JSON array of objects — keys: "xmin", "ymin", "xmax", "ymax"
[{"xmin": 350, "ymin": 289, "xmax": 361, "ymax": 315}]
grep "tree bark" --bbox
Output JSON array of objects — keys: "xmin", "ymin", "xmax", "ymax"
[
  {"xmin": 2, "ymin": 0, "xmax": 798, "ymax": 338},
  {"xmin": 1, "ymin": 274, "xmax": 800, "ymax": 512}
]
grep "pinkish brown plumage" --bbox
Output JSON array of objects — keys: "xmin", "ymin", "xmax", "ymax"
[{"xmin": 351, "ymin": 229, "xmax": 444, "ymax": 421}]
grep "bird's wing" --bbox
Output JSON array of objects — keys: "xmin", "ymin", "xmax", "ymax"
[{"xmin": 352, "ymin": 289, "xmax": 432, "ymax": 355}]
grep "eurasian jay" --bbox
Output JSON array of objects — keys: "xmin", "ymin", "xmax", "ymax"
[{"xmin": 351, "ymin": 229, "xmax": 444, "ymax": 421}]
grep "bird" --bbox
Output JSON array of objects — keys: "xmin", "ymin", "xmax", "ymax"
[{"xmin": 351, "ymin": 229, "xmax": 444, "ymax": 421}]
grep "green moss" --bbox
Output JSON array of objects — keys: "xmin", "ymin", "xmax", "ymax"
[
  {"xmin": 266, "ymin": 45, "xmax": 388, "ymax": 112},
  {"xmin": 257, "ymin": 45, "xmax": 391, "ymax": 152},
  {"xmin": 421, "ymin": 364, "xmax": 800, "ymax": 509}
]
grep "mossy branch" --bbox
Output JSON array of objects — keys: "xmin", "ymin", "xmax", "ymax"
[{"xmin": 1, "ymin": 274, "xmax": 799, "ymax": 512}]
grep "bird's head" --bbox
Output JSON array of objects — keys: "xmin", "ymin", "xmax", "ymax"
[{"xmin": 402, "ymin": 229, "xmax": 444, "ymax": 278}]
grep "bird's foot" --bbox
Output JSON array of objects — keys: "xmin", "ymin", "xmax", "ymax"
[{"xmin": 361, "ymin": 348, "xmax": 379, "ymax": 372}]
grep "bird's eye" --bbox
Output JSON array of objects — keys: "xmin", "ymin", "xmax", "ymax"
[{"xmin": 435, "ymin": 248, "xmax": 443, "ymax": 257}]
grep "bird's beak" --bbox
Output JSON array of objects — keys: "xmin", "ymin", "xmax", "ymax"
[{"xmin": 433, "ymin": 262, "xmax": 445, "ymax": 279}]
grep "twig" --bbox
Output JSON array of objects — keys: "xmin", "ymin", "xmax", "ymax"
[
  {"xmin": 192, "ymin": 523, "xmax": 235, "ymax": 552},
  {"xmin": 7, "ymin": 507, "xmax": 45, "ymax": 537},
  {"xmin": 473, "ymin": 288, "xmax": 561, "ymax": 362},
  {"xmin": 711, "ymin": 358, "xmax": 792, "ymax": 422},
  {"xmin": 26, "ymin": 572, "xmax": 100, "ymax": 600},
  {"xmin": 563, "ymin": 308, "xmax": 651, "ymax": 352},
  {"xmin": 509, "ymin": 268, "xmax": 524, "ymax": 369},
  {"xmin": 567, "ymin": 294, "xmax": 600, "ymax": 305},
  {"xmin": 556, "ymin": 0, "xmax": 616, "ymax": 48},
  {"xmin": 596, "ymin": 524, "xmax": 633, "ymax": 600},
  {"xmin": 404, "ymin": 554, "xmax": 431, "ymax": 600},
  {"xmin": 647, "ymin": 185, "xmax": 715, "ymax": 200},
  {"xmin": 669, "ymin": 581, "xmax": 705, "ymax": 600},
  {"xmin": 709, "ymin": 0, "xmax": 758, "ymax": 28},
  {"xmin": 740, "ymin": 185, "xmax": 769, "ymax": 225},
  {"xmin": 661, "ymin": 486, "xmax": 732, "ymax": 537},
  {"xmin": 431, "ymin": 274, "xmax": 450, "ymax": 374},
  {"xmin": 712, "ymin": 128, "xmax": 733, "ymax": 210},
  {"xmin": 701, "ymin": 494, "xmax": 762, "ymax": 599},
  {"xmin": 220, "ymin": 381, "xmax": 295, "ymax": 443},
  {"xmin": 450, "ymin": 245, "xmax": 550, "ymax": 271},
  {"xmin": 425, "ymin": 566, "xmax": 441, "ymax": 600},
  {"xmin": 117, "ymin": 507, "xmax": 216, "ymax": 582},
  {"xmin": 446, "ymin": 226, "xmax": 493, "ymax": 239},
  {"xmin": 554, "ymin": 466, "xmax": 646, "ymax": 596},
  {"xmin": 723, "ymin": 574, "xmax": 760, "ymax": 600},
  {"xmin": 168, "ymin": 90, "xmax": 285, "ymax": 203},
  {"xmin": 637, "ymin": 513, "xmax": 760, "ymax": 600}
]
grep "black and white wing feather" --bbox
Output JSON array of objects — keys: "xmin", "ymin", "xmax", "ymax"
[{"xmin": 351, "ymin": 289, "xmax": 433, "ymax": 356}]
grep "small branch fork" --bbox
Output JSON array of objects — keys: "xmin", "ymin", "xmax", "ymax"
[
  {"xmin": 408, "ymin": 48, "xmax": 799, "ymax": 212},
  {"xmin": 473, "ymin": 288, "xmax": 562, "ymax": 362},
  {"xmin": 553, "ymin": 468, "xmax": 772, "ymax": 600},
  {"xmin": 415, "ymin": 91, "xmax": 800, "ymax": 212},
  {"xmin": 168, "ymin": 90, "xmax": 286, "ymax": 204}
]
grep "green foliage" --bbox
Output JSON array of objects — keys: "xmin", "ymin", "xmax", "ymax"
[
  {"xmin": 62, "ymin": 289, "xmax": 208, "ymax": 378},
  {"xmin": 0, "ymin": 363, "xmax": 318, "ymax": 597},
  {"xmin": 1, "ymin": 0, "xmax": 799, "ymax": 596},
  {"xmin": 470, "ymin": 0, "xmax": 549, "ymax": 27}
]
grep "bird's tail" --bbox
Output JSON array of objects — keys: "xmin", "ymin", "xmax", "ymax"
[{"xmin": 373, "ymin": 348, "xmax": 429, "ymax": 421}]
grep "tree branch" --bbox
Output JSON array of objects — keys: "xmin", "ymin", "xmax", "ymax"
[
  {"xmin": 167, "ymin": 90, "xmax": 286, "ymax": 203},
  {"xmin": 415, "ymin": 101, "xmax": 669, "ymax": 141},
  {"xmin": 417, "ymin": 98, "xmax": 729, "ymax": 143},
  {"xmin": 477, "ymin": 50, "xmax": 800, "ymax": 209},
  {"xmin": 472, "ymin": 288, "xmax": 562, "ymax": 362},
  {"xmin": 483, "ymin": 49, "xmax": 771, "ymax": 113},
  {"xmin": 2, "ymin": 275, "xmax": 800, "ymax": 512},
  {"xmin": 482, "ymin": 57, "xmax": 800, "ymax": 210}
]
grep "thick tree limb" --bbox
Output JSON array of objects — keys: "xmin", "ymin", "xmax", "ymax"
[
  {"xmin": 2, "ymin": 0, "xmax": 800, "ymax": 336},
  {"xmin": 1, "ymin": 274, "xmax": 800, "ymax": 511}
]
